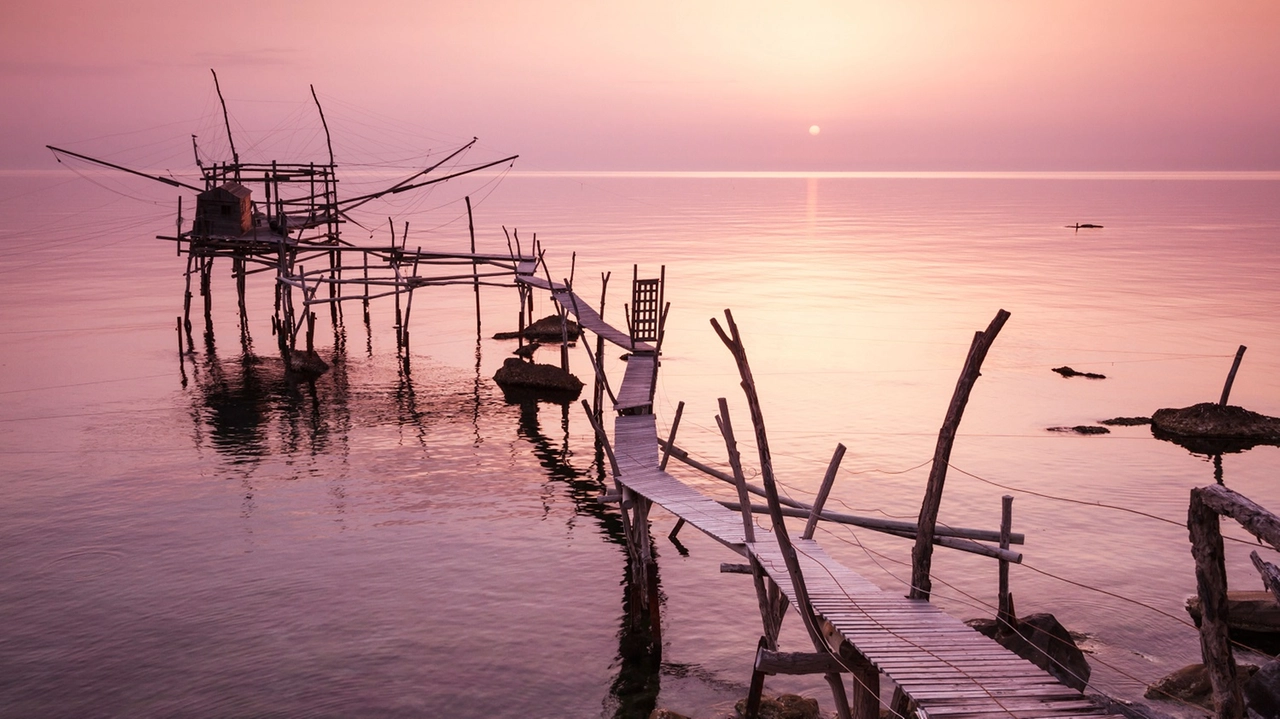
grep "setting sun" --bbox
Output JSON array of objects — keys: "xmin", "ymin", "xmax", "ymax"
[{"xmin": 809, "ymin": 125, "xmax": 821, "ymax": 136}]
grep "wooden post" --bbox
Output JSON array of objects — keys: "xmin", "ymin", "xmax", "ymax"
[
  {"xmin": 909, "ymin": 309, "xmax": 1010, "ymax": 601},
  {"xmin": 802, "ymin": 444, "xmax": 846, "ymax": 540},
  {"xmin": 716, "ymin": 398, "xmax": 784, "ymax": 655},
  {"xmin": 1188, "ymin": 487, "xmax": 1244, "ymax": 719},
  {"xmin": 998, "ymin": 494, "xmax": 1015, "ymax": 628},
  {"xmin": 595, "ymin": 272, "xmax": 610, "ymax": 421},
  {"xmin": 467, "ymin": 196, "xmax": 481, "ymax": 332},
  {"xmin": 1220, "ymin": 345, "xmax": 1247, "ymax": 406},
  {"xmin": 659, "ymin": 401, "xmax": 684, "ymax": 472},
  {"xmin": 711, "ymin": 312, "xmax": 854, "ymax": 719}
]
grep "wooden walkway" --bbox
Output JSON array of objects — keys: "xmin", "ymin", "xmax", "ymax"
[{"xmin": 518, "ymin": 270, "xmax": 1122, "ymax": 719}]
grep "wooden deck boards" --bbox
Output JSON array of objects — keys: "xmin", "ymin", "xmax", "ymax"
[{"xmin": 518, "ymin": 266, "xmax": 1121, "ymax": 718}]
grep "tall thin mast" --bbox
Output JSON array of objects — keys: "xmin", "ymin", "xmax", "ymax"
[
  {"xmin": 310, "ymin": 85, "xmax": 334, "ymax": 168},
  {"xmin": 211, "ymin": 69, "xmax": 239, "ymax": 179}
]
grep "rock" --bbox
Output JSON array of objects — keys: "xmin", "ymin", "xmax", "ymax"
[
  {"xmin": 649, "ymin": 710, "xmax": 692, "ymax": 719},
  {"xmin": 1053, "ymin": 366, "xmax": 1107, "ymax": 379},
  {"xmin": 732, "ymin": 693, "xmax": 820, "ymax": 719},
  {"xmin": 1244, "ymin": 660, "xmax": 1280, "ymax": 718},
  {"xmin": 968, "ymin": 613, "xmax": 1092, "ymax": 691},
  {"xmin": 493, "ymin": 358, "xmax": 583, "ymax": 400},
  {"xmin": 1145, "ymin": 662, "xmax": 1258, "ymax": 708},
  {"xmin": 1048, "ymin": 425, "xmax": 1110, "ymax": 435},
  {"xmin": 492, "ymin": 314, "xmax": 581, "ymax": 342},
  {"xmin": 1151, "ymin": 402, "xmax": 1280, "ymax": 454},
  {"xmin": 1186, "ymin": 591, "xmax": 1280, "ymax": 653},
  {"xmin": 286, "ymin": 349, "xmax": 330, "ymax": 377},
  {"xmin": 1100, "ymin": 416, "xmax": 1151, "ymax": 426}
]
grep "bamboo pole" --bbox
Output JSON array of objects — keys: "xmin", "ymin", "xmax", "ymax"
[
  {"xmin": 909, "ymin": 309, "xmax": 1010, "ymax": 601},
  {"xmin": 998, "ymin": 495, "xmax": 1015, "ymax": 627}
]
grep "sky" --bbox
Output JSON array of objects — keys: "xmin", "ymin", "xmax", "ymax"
[{"xmin": 3, "ymin": 0, "xmax": 1279, "ymax": 171}]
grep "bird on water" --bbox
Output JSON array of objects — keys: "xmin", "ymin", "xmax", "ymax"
[{"xmin": 512, "ymin": 342, "xmax": 540, "ymax": 362}]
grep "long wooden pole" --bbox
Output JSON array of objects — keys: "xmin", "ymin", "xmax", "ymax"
[{"xmin": 909, "ymin": 309, "xmax": 1010, "ymax": 601}]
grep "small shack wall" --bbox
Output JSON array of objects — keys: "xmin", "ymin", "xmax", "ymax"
[{"xmin": 194, "ymin": 183, "xmax": 252, "ymax": 237}]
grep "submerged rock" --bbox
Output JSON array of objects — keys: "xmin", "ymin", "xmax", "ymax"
[
  {"xmin": 492, "ymin": 314, "xmax": 581, "ymax": 342},
  {"xmin": 493, "ymin": 358, "xmax": 583, "ymax": 400},
  {"xmin": 1145, "ymin": 662, "xmax": 1258, "ymax": 709},
  {"xmin": 286, "ymin": 349, "xmax": 330, "ymax": 377},
  {"xmin": 1048, "ymin": 425, "xmax": 1110, "ymax": 435},
  {"xmin": 732, "ymin": 694, "xmax": 819, "ymax": 719},
  {"xmin": 968, "ymin": 613, "xmax": 1091, "ymax": 691},
  {"xmin": 1186, "ymin": 590, "xmax": 1280, "ymax": 653},
  {"xmin": 1053, "ymin": 366, "xmax": 1107, "ymax": 379},
  {"xmin": 1100, "ymin": 416, "xmax": 1151, "ymax": 426},
  {"xmin": 1151, "ymin": 402, "xmax": 1280, "ymax": 454}
]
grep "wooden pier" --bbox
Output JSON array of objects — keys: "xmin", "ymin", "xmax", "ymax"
[{"xmin": 519, "ymin": 266, "xmax": 1126, "ymax": 719}]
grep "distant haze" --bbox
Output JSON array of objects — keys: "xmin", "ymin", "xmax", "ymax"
[{"xmin": 4, "ymin": 0, "xmax": 1279, "ymax": 171}]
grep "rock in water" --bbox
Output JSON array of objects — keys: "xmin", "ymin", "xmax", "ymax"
[
  {"xmin": 492, "ymin": 314, "xmax": 582, "ymax": 341},
  {"xmin": 493, "ymin": 358, "xmax": 583, "ymax": 399},
  {"xmin": 1152, "ymin": 402, "xmax": 1280, "ymax": 454},
  {"xmin": 287, "ymin": 349, "xmax": 330, "ymax": 377},
  {"xmin": 969, "ymin": 613, "xmax": 1091, "ymax": 691},
  {"xmin": 1146, "ymin": 662, "xmax": 1259, "ymax": 708},
  {"xmin": 1244, "ymin": 660, "xmax": 1280, "ymax": 718},
  {"xmin": 1052, "ymin": 366, "xmax": 1107, "ymax": 379},
  {"xmin": 733, "ymin": 694, "xmax": 819, "ymax": 719}
]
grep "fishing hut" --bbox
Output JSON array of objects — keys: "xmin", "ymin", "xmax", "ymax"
[{"xmin": 49, "ymin": 70, "xmax": 527, "ymax": 374}]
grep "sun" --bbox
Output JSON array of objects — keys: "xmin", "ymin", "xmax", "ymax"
[{"xmin": 808, "ymin": 125, "xmax": 821, "ymax": 136}]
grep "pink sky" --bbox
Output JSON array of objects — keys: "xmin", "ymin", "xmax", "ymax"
[{"xmin": 3, "ymin": 0, "xmax": 1279, "ymax": 171}]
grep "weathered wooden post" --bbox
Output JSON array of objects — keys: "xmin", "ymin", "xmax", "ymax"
[
  {"xmin": 998, "ymin": 494, "xmax": 1015, "ymax": 627},
  {"xmin": 909, "ymin": 309, "xmax": 1010, "ymax": 601},
  {"xmin": 712, "ymin": 310, "xmax": 858, "ymax": 719},
  {"xmin": 1188, "ymin": 487, "xmax": 1244, "ymax": 719}
]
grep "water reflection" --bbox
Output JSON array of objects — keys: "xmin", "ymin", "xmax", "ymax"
[
  {"xmin": 182, "ymin": 311, "xmax": 665, "ymax": 717},
  {"xmin": 508, "ymin": 395, "xmax": 664, "ymax": 718}
]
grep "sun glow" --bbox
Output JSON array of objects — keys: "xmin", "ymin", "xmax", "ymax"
[{"xmin": 809, "ymin": 125, "xmax": 821, "ymax": 136}]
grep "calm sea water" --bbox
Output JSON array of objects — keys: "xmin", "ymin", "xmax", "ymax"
[{"xmin": 2, "ymin": 170, "xmax": 1279, "ymax": 718}]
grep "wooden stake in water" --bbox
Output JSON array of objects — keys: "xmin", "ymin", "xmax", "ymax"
[
  {"xmin": 909, "ymin": 309, "xmax": 1010, "ymax": 601},
  {"xmin": 1219, "ymin": 345, "xmax": 1247, "ymax": 406}
]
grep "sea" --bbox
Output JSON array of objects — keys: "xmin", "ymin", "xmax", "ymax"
[{"xmin": 2, "ymin": 168, "xmax": 1279, "ymax": 718}]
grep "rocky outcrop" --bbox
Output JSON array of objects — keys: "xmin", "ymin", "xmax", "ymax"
[
  {"xmin": 492, "ymin": 314, "xmax": 581, "ymax": 342},
  {"xmin": 493, "ymin": 358, "xmax": 583, "ymax": 400},
  {"xmin": 968, "ymin": 613, "xmax": 1091, "ymax": 691},
  {"xmin": 1152, "ymin": 402, "xmax": 1280, "ymax": 454},
  {"xmin": 1146, "ymin": 662, "xmax": 1259, "ymax": 709}
]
